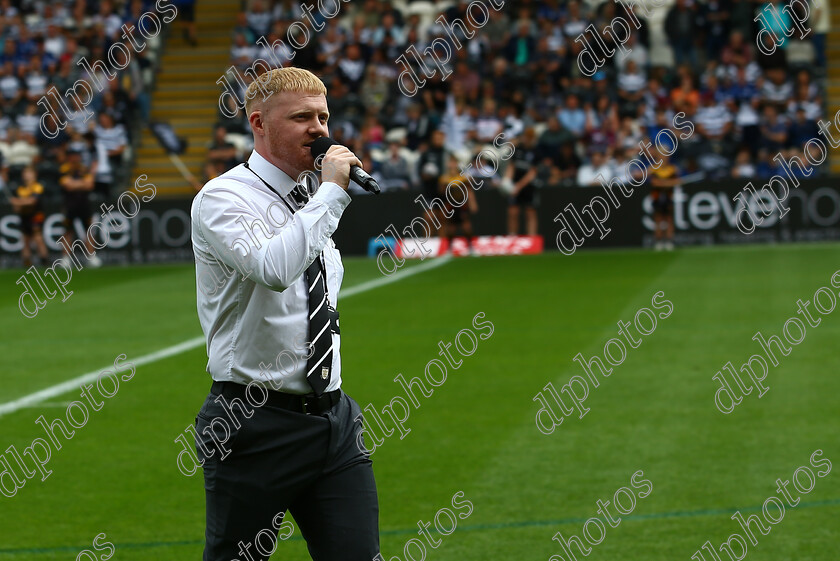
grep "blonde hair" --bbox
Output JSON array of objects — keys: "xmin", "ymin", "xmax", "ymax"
[{"xmin": 244, "ymin": 67, "xmax": 327, "ymax": 116}]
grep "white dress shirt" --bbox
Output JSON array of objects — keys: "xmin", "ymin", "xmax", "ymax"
[{"xmin": 191, "ymin": 150, "xmax": 352, "ymax": 394}]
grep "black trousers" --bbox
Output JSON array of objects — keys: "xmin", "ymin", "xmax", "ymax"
[{"xmin": 195, "ymin": 386, "xmax": 380, "ymax": 561}]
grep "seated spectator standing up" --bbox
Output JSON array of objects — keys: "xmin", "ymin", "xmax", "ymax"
[
  {"xmin": 94, "ymin": 113, "xmax": 127, "ymax": 187},
  {"xmin": 665, "ymin": 0, "xmax": 698, "ymax": 67},
  {"xmin": 10, "ymin": 165, "xmax": 48, "ymax": 267},
  {"xmin": 59, "ymin": 148, "xmax": 102, "ymax": 268}
]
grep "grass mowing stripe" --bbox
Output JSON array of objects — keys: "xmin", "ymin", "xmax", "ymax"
[
  {"xmin": 0, "ymin": 257, "xmax": 451, "ymax": 418},
  {"xmin": 0, "ymin": 337, "xmax": 204, "ymax": 418},
  {"xmin": 2, "ymin": 497, "xmax": 837, "ymax": 556}
]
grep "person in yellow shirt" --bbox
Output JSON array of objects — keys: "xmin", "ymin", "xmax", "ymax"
[
  {"xmin": 438, "ymin": 156, "xmax": 479, "ymax": 255},
  {"xmin": 10, "ymin": 166, "xmax": 49, "ymax": 268},
  {"xmin": 650, "ymin": 154, "xmax": 681, "ymax": 251}
]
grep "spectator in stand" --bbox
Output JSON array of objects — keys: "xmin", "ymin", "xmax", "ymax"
[
  {"xmin": 0, "ymin": 127, "xmax": 38, "ymax": 182},
  {"xmin": 379, "ymin": 140, "xmax": 413, "ymax": 191},
  {"xmin": 721, "ymin": 31, "xmax": 753, "ymax": 71},
  {"xmin": 577, "ymin": 149, "xmax": 614, "ymax": 187},
  {"xmin": 231, "ymin": 11, "xmax": 256, "ymax": 45},
  {"xmin": 671, "ymin": 75, "xmax": 700, "ymax": 116},
  {"xmin": 359, "ymin": 66, "xmax": 389, "ymax": 116},
  {"xmin": 64, "ymin": 96, "xmax": 95, "ymax": 135},
  {"xmin": 754, "ymin": 148, "xmax": 777, "ymax": 179},
  {"xmin": 93, "ymin": 112, "xmax": 127, "ymax": 178},
  {"xmin": 474, "ymin": 98, "xmax": 503, "ymax": 145},
  {"xmin": 452, "ymin": 59, "xmax": 481, "ymax": 102},
  {"xmin": 204, "ymin": 126, "xmax": 238, "ymax": 181},
  {"xmin": 701, "ymin": 0, "xmax": 730, "ymax": 59},
  {"xmin": 665, "ymin": 0, "xmax": 698, "ymax": 67},
  {"xmin": 554, "ymin": 142, "xmax": 581, "ymax": 187},
  {"xmin": 337, "ymin": 43, "xmax": 367, "ymax": 93},
  {"xmin": 404, "ymin": 104, "xmax": 433, "ymax": 151},
  {"xmin": 695, "ymin": 92, "xmax": 733, "ymax": 147},
  {"xmin": 16, "ymin": 101, "xmax": 40, "ymax": 138},
  {"xmin": 23, "ymin": 58, "xmax": 48, "ymax": 103},
  {"xmin": 417, "ymin": 130, "xmax": 449, "ymax": 231},
  {"xmin": 788, "ymin": 107, "xmax": 819, "ymax": 148},
  {"xmin": 506, "ymin": 20, "xmax": 535, "ymax": 68},
  {"xmin": 617, "ymin": 116, "xmax": 644, "ymax": 151},
  {"xmin": 231, "ymin": 33, "xmax": 257, "ymax": 71},
  {"xmin": 538, "ymin": 117, "xmax": 574, "ymax": 159},
  {"xmin": 43, "ymin": 23, "xmax": 65, "ymax": 59},
  {"xmin": 728, "ymin": 0, "xmax": 755, "ymax": 40},
  {"xmin": 505, "ymin": 127, "xmax": 540, "ymax": 235},
  {"xmin": 811, "ymin": 0, "xmax": 830, "ymax": 69},
  {"xmin": 759, "ymin": 105, "xmax": 788, "ymax": 153},
  {"xmin": 731, "ymin": 147, "xmax": 756, "ymax": 178},
  {"xmin": 617, "ymin": 60, "xmax": 646, "ymax": 118},
  {"xmin": 441, "ymin": 86, "xmax": 475, "ymax": 157},
  {"xmin": 614, "ymin": 32, "xmax": 648, "ymax": 73},
  {"xmin": 561, "ymin": 1, "xmax": 589, "ymax": 39},
  {"xmin": 558, "ymin": 93, "xmax": 586, "ymax": 138},
  {"xmin": 0, "ymin": 61, "xmax": 23, "ymax": 110},
  {"xmin": 761, "ymin": 68, "xmax": 793, "ymax": 109},
  {"xmin": 371, "ymin": 12, "xmax": 405, "ymax": 53},
  {"xmin": 10, "ymin": 165, "xmax": 49, "ymax": 268},
  {"xmin": 246, "ymin": 0, "xmax": 272, "ymax": 38}
]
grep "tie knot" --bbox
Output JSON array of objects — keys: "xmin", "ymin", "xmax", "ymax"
[{"xmin": 290, "ymin": 183, "xmax": 311, "ymax": 207}]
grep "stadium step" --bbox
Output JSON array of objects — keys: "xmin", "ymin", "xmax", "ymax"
[{"xmin": 134, "ymin": 0, "xmax": 241, "ymax": 196}]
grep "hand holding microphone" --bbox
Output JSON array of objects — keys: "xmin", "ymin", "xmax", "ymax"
[{"xmin": 310, "ymin": 137, "xmax": 381, "ymax": 195}]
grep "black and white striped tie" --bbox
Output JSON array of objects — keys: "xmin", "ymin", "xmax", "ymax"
[
  {"xmin": 290, "ymin": 185, "xmax": 333, "ymax": 396},
  {"xmin": 304, "ymin": 255, "xmax": 332, "ymax": 395}
]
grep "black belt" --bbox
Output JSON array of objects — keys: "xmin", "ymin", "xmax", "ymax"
[{"xmin": 210, "ymin": 381, "xmax": 341, "ymax": 415}]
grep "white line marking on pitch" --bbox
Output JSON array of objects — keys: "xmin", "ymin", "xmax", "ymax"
[{"xmin": 0, "ymin": 256, "xmax": 451, "ymax": 418}]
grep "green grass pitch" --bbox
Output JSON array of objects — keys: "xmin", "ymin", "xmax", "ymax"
[{"xmin": 0, "ymin": 244, "xmax": 838, "ymax": 560}]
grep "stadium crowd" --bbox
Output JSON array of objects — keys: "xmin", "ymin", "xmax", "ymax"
[
  {"xmin": 0, "ymin": 0, "xmax": 160, "ymax": 198},
  {"xmin": 1, "ymin": 0, "xmax": 832, "ymax": 263},
  {"xmin": 213, "ymin": 0, "xmax": 829, "ymax": 196}
]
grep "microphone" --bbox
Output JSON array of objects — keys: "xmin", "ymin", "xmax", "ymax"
[{"xmin": 310, "ymin": 137, "xmax": 381, "ymax": 194}]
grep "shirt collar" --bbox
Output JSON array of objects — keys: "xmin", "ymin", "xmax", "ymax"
[{"xmin": 247, "ymin": 150, "xmax": 297, "ymax": 196}]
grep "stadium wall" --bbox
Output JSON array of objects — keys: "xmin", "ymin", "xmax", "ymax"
[{"xmin": 2, "ymin": 178, "xmax": 840, "ymax": 266}]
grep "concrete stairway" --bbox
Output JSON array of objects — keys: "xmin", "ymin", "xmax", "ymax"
[
  {"xmin": 829, "ymin": 0, "xmax": 840, "ymax": 174},
  {"xmin": 132, "ymin": 0, "xmax": 239, "ymax": 196}
]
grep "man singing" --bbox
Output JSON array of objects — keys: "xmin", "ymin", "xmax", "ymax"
[{"xmin": 190, "ymin": 67, "xmax": 379, "ymax": 560}]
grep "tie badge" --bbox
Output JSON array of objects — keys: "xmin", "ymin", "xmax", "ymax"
[{"xmin": 321, "ymin": 367, "xmax": 329, "ymax": 379}]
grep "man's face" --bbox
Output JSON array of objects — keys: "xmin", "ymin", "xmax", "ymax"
[{"xmin": 254, "ymin": 90, "xmax": 330, "ymax": 180}]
